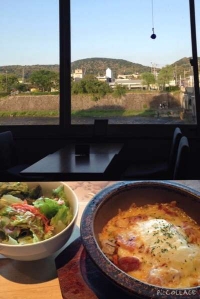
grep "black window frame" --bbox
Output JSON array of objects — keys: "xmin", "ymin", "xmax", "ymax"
[{"xmin": 0, "ymin": 0, "xmax": 199, "ymax": 140}]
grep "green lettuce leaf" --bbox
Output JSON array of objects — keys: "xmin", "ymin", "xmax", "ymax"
[
  {"xmin": 0, "ymin": 194, "xmax": 23, "ymax": 208},
  {"xmin": 50, "ymin": 205, "xmax": 72, "ymax": 234},
  {"xmin": 11, "ymin": 212, "xmax": 49, "ymax": 243},
  {"xmin": 0, "ymin": 205, "xmax": 18, "ymax": 216},
  {"xmin": 2, "ymin": 235, "xmax": 18, "ymax": 245},
  {"xmin": 0, "ymin": 182, "xmax": 29, "ymax": 198},
  {"xmin": 52, "ymin": 185, "xmax": 67, "ymax": 202},
  {"xmin": 33, "ymin": 197, "xmax": 60, "ymax": 219}
]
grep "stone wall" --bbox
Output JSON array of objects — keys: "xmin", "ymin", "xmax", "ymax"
[
  {"xmin": 72, "ymin": 92, "xmax": 181, "ymax": 111},
  {"xmin": 0, "ymin": 92, "xmax": 182, "ymax": 112},
  {"xmin": 0, "ymin": 95, "xmax": 59, "ymax": 111}
]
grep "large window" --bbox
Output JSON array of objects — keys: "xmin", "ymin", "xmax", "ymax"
[
  {"xmin": 0, "ymin": 0, "xmax": 59, "ymax": 126},
  {"xmin": 70, "ymin": 0, "xmax": 199, "ymax": 127},
  {"xmin": 0, "ymin": 0, "xmax": 199, "ymax": 138}
]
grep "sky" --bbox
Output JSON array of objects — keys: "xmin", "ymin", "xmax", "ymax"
[{"xmin": 0, "ymin": 0, "xmax": 200, "ymax": 67}]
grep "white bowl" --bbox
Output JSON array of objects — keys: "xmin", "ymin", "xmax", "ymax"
[{"xmin": 0, "ymin": 182, "xmax": 79, "ymax": 261}]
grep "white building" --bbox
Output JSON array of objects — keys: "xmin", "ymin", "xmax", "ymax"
[
  {"xmin": 117, "ymin": 73, "xmax": 139, "ymax": 79},
  {"xmin": 96, "ymin": 75, "xmax": 107, "ymax": 82},
  {"xmin": 106, "ymin": 68, "xmax": 114, "ymax": 82},
  {"xmin": 72, "ymin": 69, "xmax": 84, "ymax": 80},
  {"xmin": 110, "ymin": 79, "xmax": 147, "ymax": 90}
]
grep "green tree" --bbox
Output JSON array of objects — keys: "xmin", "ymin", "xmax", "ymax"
[
  {"xmin": 98, "ymin": 82, "xmax": 111, "ymax": 97},
  {"xmin": 71, "ymin": 80, "xmax": 86, "ymax": 94},
  {"xmin": 0, "ymin": 74, "xmax": 19, "ymax": 92},
  {"xmin": 81, "ymin": 75, "xmax": 101, "ymax": 94},
  {"xmin": 157, "ymin": 65, "xmax": 174, "ymax": 90},
  {"xmin": 112, "ymin": 84, "xmax": 127, "ymax": 98},
  {"xmin": 141, "ymin": 72, "xmax": 156, "ymax": 89},
  {"xmin": 15, "ymin": 83, "xmax": 30, "ymax": 92},
  {"xmin": 71, "ymin": 75, "xmax": 112, "ymax": 99},
  {"xmin": 30, "ymin": 70, "xmax": 59, "ymax": 92},
  {"xmin": 0, "ymin": 74, "xmax": 7, "ymax": 91}
]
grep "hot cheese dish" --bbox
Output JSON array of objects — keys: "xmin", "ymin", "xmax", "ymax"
[{"xmin": 99, "ymin": 201, "xmax": 200, "ymax": 288}]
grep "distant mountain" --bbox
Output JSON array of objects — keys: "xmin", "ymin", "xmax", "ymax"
[
  {"xmin": 0, "ymin": 57, "xmax": 199, "ymax": 79},
  {"xmin": 0, "ymin": 65, "xmax": 59, "ymax": 80},
  {"xmin": 71, "ymin": 57, "xmax": 151, "ymax": 77},
  {"xmin": 172, "ymin": 57, "xmax": 191, "ymax": 67},
  {"xmin": 171, "ymin": 57, "xmax": 200, "ymax": 78},
  {"xmin": 0, "ymin": 58, "xmax": 151, "ymax": 79}
]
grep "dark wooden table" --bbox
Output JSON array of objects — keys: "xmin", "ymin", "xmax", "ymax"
[{"xmin": 20, "ymin": 143, "xmax": 124, "ymax": 180}]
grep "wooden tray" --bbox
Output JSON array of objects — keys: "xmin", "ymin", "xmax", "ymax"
[{"xmin": 55, "ymin": 237, "xmax": 140, "ymax": 299}]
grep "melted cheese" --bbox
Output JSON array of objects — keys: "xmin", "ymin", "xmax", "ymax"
[
  {"xmin": 99, "ymin": 202, "xmax": 200, "ymax": 288},
  {"xmin": 136, "ymin": 219, "xmax": 199, "ymax": 269}
]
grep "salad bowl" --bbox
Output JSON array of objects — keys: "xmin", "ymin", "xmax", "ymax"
[{"xmin": 0, "ymin": 181, "xmax": 79, "ymax": 261}]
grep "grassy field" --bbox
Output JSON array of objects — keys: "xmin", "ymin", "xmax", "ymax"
[
  {"xmin": 72, "ymin": 109, "xmax": 156, "ymax": 117},
  {"xmin": 0, "ymin": 111, "xmax": 58, "ymax": 117},
  {"xmin": 0, "ymin": 109, "xmax": 156, "ymax": 118}
]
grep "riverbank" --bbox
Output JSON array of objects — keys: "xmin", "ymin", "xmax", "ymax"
[
  {"xmin": 0, "ymin": 92, "xmax": 182, "ymax": 113},
  {"xmin": 0, "ymin": 115, "xmax": 192, "ymax": 126}
]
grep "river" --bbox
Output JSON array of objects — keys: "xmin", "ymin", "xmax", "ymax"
[{"xmin": 0, "ymin": 116, "xmax": 190, "ymax": 125}]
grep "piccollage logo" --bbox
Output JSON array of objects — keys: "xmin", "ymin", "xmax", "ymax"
[{"xmin": 156, "ymin": 289, "xmax": 200, "ymax": 296}]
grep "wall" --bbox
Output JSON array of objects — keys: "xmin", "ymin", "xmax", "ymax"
[
  {"xmin": 0, "ymin": 95, "xmax": 59, "ymax": 111},
  {"xmin": 0, "ymin": 92, "xmax": 182, "ymax": 112},
  {"xmin": 72, "ymin": 92, "xmax": 181, "ymax": 111}
]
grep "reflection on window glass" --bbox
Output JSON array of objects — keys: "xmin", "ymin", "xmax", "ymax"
[
  {"xmin": 71, "ymin": 0, "xmax": 198, "ymax": 125},
  {"xmin": 196, "ymin": 0, "xmax": 200, "ymax": 117},
  {"xmin": 0, "ymin": 0, "xmax": 59, "ymax": 126}
]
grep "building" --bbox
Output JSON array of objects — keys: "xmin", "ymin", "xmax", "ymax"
[
  {"xmin": 110, "ymin": 78, "xmax": 147, "ymax": 90},
  {"xmin": 182, "ymin": 87, "xmax": 196, "ymax": 118},
  {"xmin": 96, "ymin": 68, "xmax": 114, "ymax": 82},
  {"xmin": 96, "ymin": 75, "xmax": 107, "ymax": 82},
  {"xmin": 71, "ymin": 69, "xmax": 84, "ymax": 81},
  {"xmin": 117, "ymin": 73, "xmax": 140, "ymax": 79},
  {"xmin": 106, "ymin": 68, "xmax": 114, "ymax": 82}
]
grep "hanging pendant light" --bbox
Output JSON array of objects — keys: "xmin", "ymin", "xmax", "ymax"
[
  {"xmin": 151, "ymin": 28, "xmax": 156, "ymax": 39},
  {"xmin": 150, "ymin": 0, "xmax": 157, "ymax": 39}
]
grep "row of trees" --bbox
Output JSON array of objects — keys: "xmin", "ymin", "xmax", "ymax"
[
  {"xmin": 0, "ymin": 70, "xmax": 59, "ymax": 93},
  {"xmin": 141, "ymin": 65, "xmax": 176, "ymax": 90},
  {"xmin": 71, "ymin": 65, "xmax": 178, "ymax": 100},
  {"xmin": 71, "ymin": 74, "xmax": 126, "ymax": 99},
  {"xmin": 0, "ymin": 70, "xmax": 126, "ymax": 99},
  {"xmin": 0, "ymin": 65, "xmax": 177, "ymax": 96}
]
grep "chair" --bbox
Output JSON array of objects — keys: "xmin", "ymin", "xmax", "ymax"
[
  {"xmin": 173, "ymin": 136, "xmax": 190, "ymax": 179},
  {"xmin": 92, "ymin": 119, "xmax": 108, "ymax": 141},
  {"xmin": 0, "ymin": 131, "xmax": 18, "ymax": 169},
  {"xmin": 121, "ymin": 127, "xmax": 183, "ymax": 179},
  {"xmin": 0, "ymin": 131, "xmax": 43, "ymax": 180},
  {"xmin": 104, "ymin": 153, "xmax": 128, "ymax": 180}
]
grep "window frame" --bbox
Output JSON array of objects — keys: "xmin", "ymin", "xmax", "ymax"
[{"xmin": 0, "ymin": 0, "xmax": 199, "ymax": 140}]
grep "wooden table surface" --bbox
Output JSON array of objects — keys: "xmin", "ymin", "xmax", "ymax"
[
  {"xmin": 1, "ymin": 180, "xmax": 200, "ymax": 299},
  {"xmin": 21, "ymin": 143, "xmax": 123, "ymax": 180}
]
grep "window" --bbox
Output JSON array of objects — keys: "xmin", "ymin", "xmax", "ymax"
[
  {"xmin": 0, "ymin": 0, "xmax": 59, "ymax": 127},
  {"xmin": 0, "ymin": 0, "xmax": 199, "ymax": 138},
  {"xmin": 70, "ymin": 0, "xmax": 199, "ymax": 130}
]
